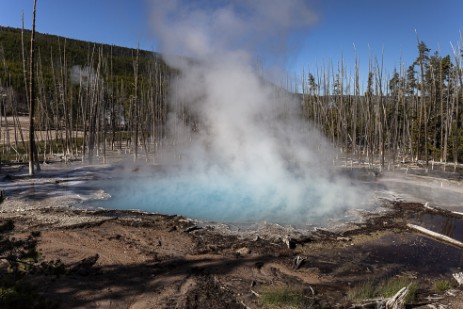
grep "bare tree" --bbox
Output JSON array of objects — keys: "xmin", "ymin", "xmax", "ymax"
[{"xmin": 28, "ymin": 0, "xmax": 40, "ymax": 175}]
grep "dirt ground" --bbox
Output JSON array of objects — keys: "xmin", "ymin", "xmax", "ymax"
[{"xmin": 2, "ymin": 163, "xmax": 463, "ymax": 308}]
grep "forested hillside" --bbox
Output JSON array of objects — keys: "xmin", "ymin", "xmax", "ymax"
[
  {"xmin": 0, "ymin": 26, "xmax": 463, "ymax": 166},
  {"xmin": 0, "ymin": 26, "xmax": 171, "ymax": 163},
  {"xmin": 0, "ymin": 26, "xmax": 168, "ymax": 110}
]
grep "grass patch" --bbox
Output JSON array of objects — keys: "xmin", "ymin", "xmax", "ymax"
[
  {"xmin": 347, "ymin": 280, "xmax": 376, "ymax": 301},
  {"xmin": 259, "ymin": 285, "xmax": 309, "ymax": 309},
  {"xmin": 348, "ymin": 277, "xmax": 418, "ymax": 304},
  {"xmin": 433, "ymin": 279, "xmax": 453, "ymax": 292},
  {"xmin": 379, "ymin": 277, "xmax": 418, "ymax": 303}
]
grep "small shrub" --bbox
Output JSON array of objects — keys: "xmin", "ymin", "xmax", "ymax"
[{"xmin": 433, "ymin": 279, "xmax": 453, "ymax": 292}]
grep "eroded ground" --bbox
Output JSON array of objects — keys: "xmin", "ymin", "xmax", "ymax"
[{"xmin": 2, "ymin": 163, "xmax": 463, "ymax": 308}]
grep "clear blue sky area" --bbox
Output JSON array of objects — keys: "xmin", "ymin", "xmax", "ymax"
[{"xmin": 1, "ymin": 0, "xmax": 462, "ymax": 87}]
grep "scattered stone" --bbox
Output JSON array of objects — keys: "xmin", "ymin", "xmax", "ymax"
[
  {"xmin": 336, "ymin": 236, "xmax": 352, "ymax": 242},
  {"xmin": 236, "ymin": 247, "xmax": 250, "ymax": 256}
]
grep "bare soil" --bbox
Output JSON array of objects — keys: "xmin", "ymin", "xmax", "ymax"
[{"xmin": 2, "ymin": 163, "xmax": 463, "ymax": 308}]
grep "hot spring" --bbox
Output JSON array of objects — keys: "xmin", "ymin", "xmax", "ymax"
[
  {"xmin": 89, "ymin": 165, "xmax": 374, "ymax": 226},
  {"xmin": 85, "ymin": 1, "xmax": 378, "ymax": 226},
  {"xmin": 84, "ymin": 164, "xmax": 463, "ymax": 227}
]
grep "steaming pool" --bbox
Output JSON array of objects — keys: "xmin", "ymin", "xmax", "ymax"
[
  {"xmin": 84, "ymin": 166, "xmax": 463, "ymax": 227},
  {"xmin": 89, "ymin": 172, "xmax": 366, "ymax": 226},
  {"xmin": 0, "ymin": 162, "xmax": 463, "ymax": 227},
  {"xmin": 3, "ymin": 164, "xmax": 463, "ymax": 228}
]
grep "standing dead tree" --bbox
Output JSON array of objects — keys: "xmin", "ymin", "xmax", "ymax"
[{"xmin": 28, "ymin": 0, "xmax": 40, "ymax": 175}]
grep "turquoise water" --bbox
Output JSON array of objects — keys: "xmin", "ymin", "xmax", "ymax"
[{"xmin": 90, "ymin": 172, "xmax": 353, "ymax": 225}]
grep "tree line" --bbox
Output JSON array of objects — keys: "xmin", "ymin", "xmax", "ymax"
[
  {"xmin": 1, "ymin": 25, "xmax": 463, "ymax": 170},
  {"xmin": 301, "ymin": 38, "xmax": 463, "ymax": 168}
]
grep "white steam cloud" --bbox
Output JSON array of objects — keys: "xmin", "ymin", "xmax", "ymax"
[
  {"xmin": 104, "ymin": 0, "xmax": 367, "ymax": 225},
  {"xmin": 150, "ymin": 0, "xmax": 317, "ymax": 62}
]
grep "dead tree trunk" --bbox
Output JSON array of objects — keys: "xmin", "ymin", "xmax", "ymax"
[{"xmin": 28, "ymin": 0, "xmax": 40, "ymax": 175}]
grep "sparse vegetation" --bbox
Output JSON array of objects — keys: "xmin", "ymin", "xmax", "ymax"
[
  {"xmin": 259, "ymin": 284, "xmax": 311, "ymax": 309},
  {"xmin": 347, "ymin": 280, "xmax": 377, "ymax": 301},
  {"xmin": 380, "ymin": 277, "xmax": 418, "ymax": 303},
  {"xmin": 433, "ymin": 279, "xmax": 453, "ymax": 292},
  {"xmin": 347, "ymin": 277, "xmax": 418, "ymax": 304}
]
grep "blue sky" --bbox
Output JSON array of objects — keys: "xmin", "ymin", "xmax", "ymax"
[{"xmin": 1, "ymin": 0, "xmax": 462, "ymax": 87}]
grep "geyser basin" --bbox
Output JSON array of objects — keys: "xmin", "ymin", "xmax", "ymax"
[{"xmin": 90, "ymin": 167, "xmax": 370, "ymax": 226}]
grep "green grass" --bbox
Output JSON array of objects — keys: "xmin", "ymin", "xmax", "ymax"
[
  {"xmin": 379, "ymin": 277, "xmax": 417, "ymax": 303},
  {"xmin": 259, "ymin": 285, "xmax": 308, "ymax": 309},
  {"xmin": 432, "ymin": 279, "xmax": 453, "ymax": 292},
  {"xmin": 347, "ymin": 277, "xmax": 418, "ymax": 304},
  {"xmin": 347, "ymin": 280, "xmax": 376, "ymax": 301}
]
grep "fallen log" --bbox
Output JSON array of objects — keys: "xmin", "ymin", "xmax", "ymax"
[
  {"xmin": 385, "ymin": 285, "xmax": 409, "ymax": 309},
  {"xmin": 407, "ymin": 223, "xmax": 463, "ymax": 248}
]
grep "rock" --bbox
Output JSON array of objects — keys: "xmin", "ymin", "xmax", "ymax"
[
  {"xmin": 71, "ymin": 254, "xmax": 99, "ymax": 276},
  {"xmin": 453, "ymin": 272, "xmax": 463, "ymax": 286},
  {"xmin": 282, "ymin": 235, "xmax": 296, "ymax": 249},
  {"xmin": 236, "ymin": 247, "xmax": 251, "ymax": 256},
  {"xmin": 293, "ymin": 255, "xmax": 305, "ymax": 270}
]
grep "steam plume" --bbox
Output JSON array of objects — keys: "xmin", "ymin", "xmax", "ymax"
[{"xmin": 109, "ymin": 0, "xmax": 366, "ymax": 225}]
